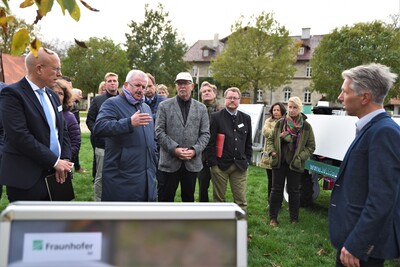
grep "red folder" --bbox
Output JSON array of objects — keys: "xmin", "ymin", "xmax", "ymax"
[{"xmin": 216, "ymin": 133, "xmax": 225, "ymax": 158}]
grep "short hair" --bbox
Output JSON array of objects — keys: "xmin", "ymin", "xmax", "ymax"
[
  {"xmin": 157, "ymin": 84, "xmax": 169, "ymax": 96},
  {"xmin": 342, "ymin": 63, "xmax": 397, "ymax": 105},
  {"xmin": 269, "ymin": 102, "xmax": 286, "ymax": 116},
  {"xmin": 146, "ymin": 73, "xmax": 156, "ymax": 85},
  {"xmin": 288, "ymin": 96, "xmax": 303, "ymax": 112},
  {"xmin": 224, "ymin": 87, "xmax": 241, "ymax": 98},
  {"xmin": 125, "ymin": 70, "xmax": 148, "ymax": 84},
  {"xmin": 104, "ymin": 72, "xmax": 118, "ymax": 81},
  {"xmin": 200, "ymin": 81, "xmax": 217, "ymax": 94}
]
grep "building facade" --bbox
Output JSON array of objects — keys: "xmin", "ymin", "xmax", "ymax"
[{"xmin": 184, "ymin": 28, "xmax": 325, "ymax": 109}]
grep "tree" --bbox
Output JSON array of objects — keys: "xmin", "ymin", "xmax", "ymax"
[
  {"xmin": 61, "ymin": 37, "xmax": 129, "ymax": 95},
  {"xmin": 210, "ymin": 12, "xmax": 298, "ymax": 103},
  {"xmin": 125, "ymin": 3, "xmax": 188, "ymax": 86},
  {"xmin": 0, "ymin": 0, "xmax": 98, "ymax": 55},
  {"xmin": 311, "ymin": 21, "xmax": 400, "ymax": 102},
  {"xmin": 0, "ymin": 17, "xmax": 35, "ymax": 54}
]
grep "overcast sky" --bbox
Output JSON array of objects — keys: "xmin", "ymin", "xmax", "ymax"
[{"xmin": 9, "ymin": 0, "xmax": 399, "ymax": 47}]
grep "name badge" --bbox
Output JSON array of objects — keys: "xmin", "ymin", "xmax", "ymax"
[
  {"xmin": 57, "ymin": 105, "xmax": 63, "ymax": 112},
  {"xmin": 238, "ymin": 123, "xmax": 244, "ymax": 128}
]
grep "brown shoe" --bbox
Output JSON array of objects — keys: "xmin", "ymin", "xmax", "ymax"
[
  {"xmin": 75, "ymin": 168, "xmax": 87, "ymax": 173},
  {"xmin": 291, "ymin": 220, "xmax": 298, "ymax": 225},
  {"xmin": 269, "ymin": 219, "xmax": 278, "ymax": 227}
]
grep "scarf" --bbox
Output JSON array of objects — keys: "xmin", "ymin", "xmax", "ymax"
[
  {"xmin": 280, "ymin": 113, "xmax": 304, "ymax": 144},
  {"xmin": 123, "ymin": 86, "xmax": 143, "ymax": 106}
]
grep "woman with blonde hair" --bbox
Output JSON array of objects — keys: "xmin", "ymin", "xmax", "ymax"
[
  {"xmin": 156, "ymin": 84, "xmax": 169, "ymax": 97},
  {"xmin": 267, "ymin": 96, "xmax": 315, "ymax": 226}
]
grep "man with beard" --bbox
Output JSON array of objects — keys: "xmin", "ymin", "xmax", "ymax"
[
  {"xmin": 156, "ymin": 72, "xmax": 210, "ymax": 202},
  {"xmin": 86, "ymin": 72, "xmax": 119, "ymax": 201},
  {"xmin": 94, "ymin": 70, "xmax": 157, "ymax": 201},
  {"xmin": 207, "ymin": 87, "xmax": 252, "ymax": 211}
]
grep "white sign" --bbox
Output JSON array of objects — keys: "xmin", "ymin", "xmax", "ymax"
[{"xmin": 22, "ymin": 232, "xmax": 102, "ymax": 262}]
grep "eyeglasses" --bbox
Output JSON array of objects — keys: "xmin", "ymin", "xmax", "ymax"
[
  {"xmin": 128, "ymin": 82, "xmax": 146, "ymax": 90},
  {"xmin": 41, "ymin": 65, "xmax": 61, "ymax": 73},
  {"xmin": 175, "ymin": 81, "xmax": 192, "ymax": 86},
  {"xmin": 225, "ymin": 96, "xmax": 240, "ymax": 101}
]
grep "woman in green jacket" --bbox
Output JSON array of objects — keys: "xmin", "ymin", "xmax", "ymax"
[{"xmin": 267, "ymin": 97, "xmax": 315, "ymax": 226}]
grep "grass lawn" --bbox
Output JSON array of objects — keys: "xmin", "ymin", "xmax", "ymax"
[{"xmin": 1, "ymin": 133, "xmax": 399, "ymax": 266}]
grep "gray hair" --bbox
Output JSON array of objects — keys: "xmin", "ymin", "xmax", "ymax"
[
  {"xmin": 125, "ymin": 70, "xmax": 148, "ymax": 84},
  {"xmin": 342, "ymin": 63, "xmax": 397, "ymax": 105}
]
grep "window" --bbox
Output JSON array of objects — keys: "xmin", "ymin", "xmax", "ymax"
[
  {"xmin": 304, "ymin": 88, "xmax": 311, "ymax": 103},
  {"xmin": 207, "ymin": 67, "xmax": 213, "ymax": 77},
  {"xmin": 298, "ymin": 47, "xmax": 305, "ymax": 55},
  {"xmin": 202, "ymin": 49, "xmax": 209, "ymax": 57},
  {"xmin": 306, "ymin": 64, "xmax": 312, "ymax": 77},
  {"xmin": 283, "ymin": 87, "xmax": 292, "ymax": 102},
  {"xmin": 257, "ymin": 89, "xmax": 263, "ymax": 103},
  {"xmin": 191, "ymin": 65, "xmax": 198, "ymax": 77}
]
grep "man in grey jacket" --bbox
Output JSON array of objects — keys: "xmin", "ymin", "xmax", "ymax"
[{"xmin": 155, "ymin": 72, "xmax": 210, "ymax": 202}]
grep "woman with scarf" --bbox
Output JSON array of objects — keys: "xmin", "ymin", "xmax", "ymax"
[{"xmin": 267, "ymin": 97, "xmax": 315, "ymax": 226}]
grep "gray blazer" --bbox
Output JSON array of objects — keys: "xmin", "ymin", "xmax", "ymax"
[{"xmin": 156, "ymin": 97, "xmax": 210, "ymax": 173}]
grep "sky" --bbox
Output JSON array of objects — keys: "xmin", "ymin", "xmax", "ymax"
[{"xmin": 8, "ymin": 0, "xmax": 400, "ymax": 47}]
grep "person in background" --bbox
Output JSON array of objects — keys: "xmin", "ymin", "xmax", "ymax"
[
  {"xmin": 98, "ymin": 81, "xmax": 106, "ymax": 95},
  {"xmin": 156, "ymin": 72, "xmax": 209, "ymax": 202},
  {"xmin": 0, "ymin": 47, "xmax": 73, "ymax": 202},
  {"xmin": 144, "ymin": 73, "xmax": 166, "ymax": 121},
  {"xmin": 198, "ymin": 81, "xmax": 221, "ymax": 202},
  {"xmin": 329, "ymin": 63, "xmax": 400, "ymax": 267},
  {"xmin": 267, "ymin": 96, "xmax": 315, "ymax": 226},
  {"xmin": 207, "ymin": 87, "xmax": 252, "ymax": 211},
  {"xmin": 157, "ymin": 84, "xmax": 169, "ymax": 98},
  {"xmin": 94, "ymin": 70, "xmax": 157, "ymax": 201},
  {"xmin": 260, "ymin": 102, "xmax": 286, "ymax": 207},
  {"xmin": 0, "ymin": 82, "xmax": 7, "ymax": 199},
  {"xmin": 71, "ymin": 87, "xmax": 86, "ymax": 173},
  {"xmin": 86, "ymin": 72, "xmax": 119, "ymax": 201},
  {"xmin": 52, "ymin": 80, "xmax": 81, "ymax": 170}
]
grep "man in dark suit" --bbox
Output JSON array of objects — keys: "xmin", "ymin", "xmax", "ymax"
[
  {"xmin": 329, "ymin": 63, "xmax": 400, "ymax": 267},
  {"xmin": 0, "ymin": 47, "xmax": 73, "ymax": 202},
  {"xmin": 155, "ymin": 72, "xmax": 210, "ymax": 202},
  {"xmin": 207, "ymin": 87, "xmax": 252, "ymax": 211}
]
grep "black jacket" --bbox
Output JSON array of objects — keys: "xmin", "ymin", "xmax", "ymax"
[{"xmin": 207, "ymin": 109, "xmax": 252, "ymax": 171}]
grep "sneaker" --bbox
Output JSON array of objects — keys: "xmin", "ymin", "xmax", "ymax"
[{"xmin": 269, "ymin": 219, "xmax": 278, "ymax": 227}]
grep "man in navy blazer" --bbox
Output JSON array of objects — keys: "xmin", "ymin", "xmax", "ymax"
[
  {"xmin": 0, "ymin": 47, "xmax": 73, "ymax": 202},
  {"xmin": 329, "ymin": 63, "xmax": 400, "ymax": 267}
]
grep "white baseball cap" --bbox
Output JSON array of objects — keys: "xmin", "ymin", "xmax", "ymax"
[{"xmin": 174, "ymin": 72, "xmax": 193, "ymax": 83}]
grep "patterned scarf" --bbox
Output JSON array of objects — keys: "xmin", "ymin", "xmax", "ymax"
[{"xmin": 280, "ymin": 113, "xmax": 304, "ymax": 143}]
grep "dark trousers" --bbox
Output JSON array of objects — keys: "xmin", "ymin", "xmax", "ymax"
[
  {"xmin": 266, "ymin": 168, "xmax": 272, "ymax": 204},
  {"xmin": 158, "ymin": 164, "xmax": 197, "ymax": 202},
  {"xmin": 336, "ymin": 251, "xmax": 384, "ymax": 267},
  {"xmin": 269, "ymin": 162, "xmax": 302, "ymax": 221},
  {"xmin": 198, "ymin": 164, "xmax": 212, "ymax": 202},
  {"xmin": 6, "ymin": 174, "xmax": 50, "ymax": 202}
]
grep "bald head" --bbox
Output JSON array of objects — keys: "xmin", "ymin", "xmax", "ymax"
[{"xmin": 25, "ymin": 47, "xmax": 62, "ymax": 88}]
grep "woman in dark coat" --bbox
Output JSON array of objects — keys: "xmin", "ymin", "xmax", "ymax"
[{"xmin": 52, "ymin": 79, "xmax": 81, "ymax": 161}]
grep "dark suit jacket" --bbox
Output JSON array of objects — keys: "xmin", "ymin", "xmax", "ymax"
[
  {"xmin": 207, "ymin": 109, "xmax": 253, "ymax": 171},
  {"xmin": 0, "ymin": 77, "xmax": 71, "ymax": 190},
  {"xmin": 328, "ymin": 112, "xmax": 400, "ymax": 261}
]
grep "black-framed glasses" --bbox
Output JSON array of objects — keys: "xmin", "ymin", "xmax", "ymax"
[
  {"xmin": 127, "ymin": 82, "xmax": 146, "ymax": 90},
  {"xmin": 225, "ymin": 96, "xmax": 240, "ymax": 101},
  {"xmin": 175, "ymin": 81, "xmax": 192, "ymax": 86}
]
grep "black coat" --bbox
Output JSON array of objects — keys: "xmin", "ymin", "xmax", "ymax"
[{"xmin": 207, "ymin": 109, "xmax": 252, "ymax": 171}]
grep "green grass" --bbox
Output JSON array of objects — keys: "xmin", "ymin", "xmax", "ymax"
[{"xmin": 1, "ymin": 133, "xmax": 399, "ymax": 266}]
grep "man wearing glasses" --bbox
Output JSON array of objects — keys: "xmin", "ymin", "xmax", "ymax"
[
  {"xmin": 155, "ymin": 72, "xmax": 210, "ymax": 202},
  {"xmin": 207, "ymin": 87, "xmax": 252, "ymax": 212},
  {"xmin": 94, "ymin": 70, "xmax": 157, "ymax": 201},
  {"xmin": 0, "ymin": 47, "xmax": 73, "ymax": 201},
  {"xmin": 86, "ymin": 72, "xmax": 119, "ymax": 201}
]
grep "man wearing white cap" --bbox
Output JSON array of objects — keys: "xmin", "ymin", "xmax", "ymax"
[{"xmin": 155, "ymin": 72, "xmax": 210, "ymax": 202}]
